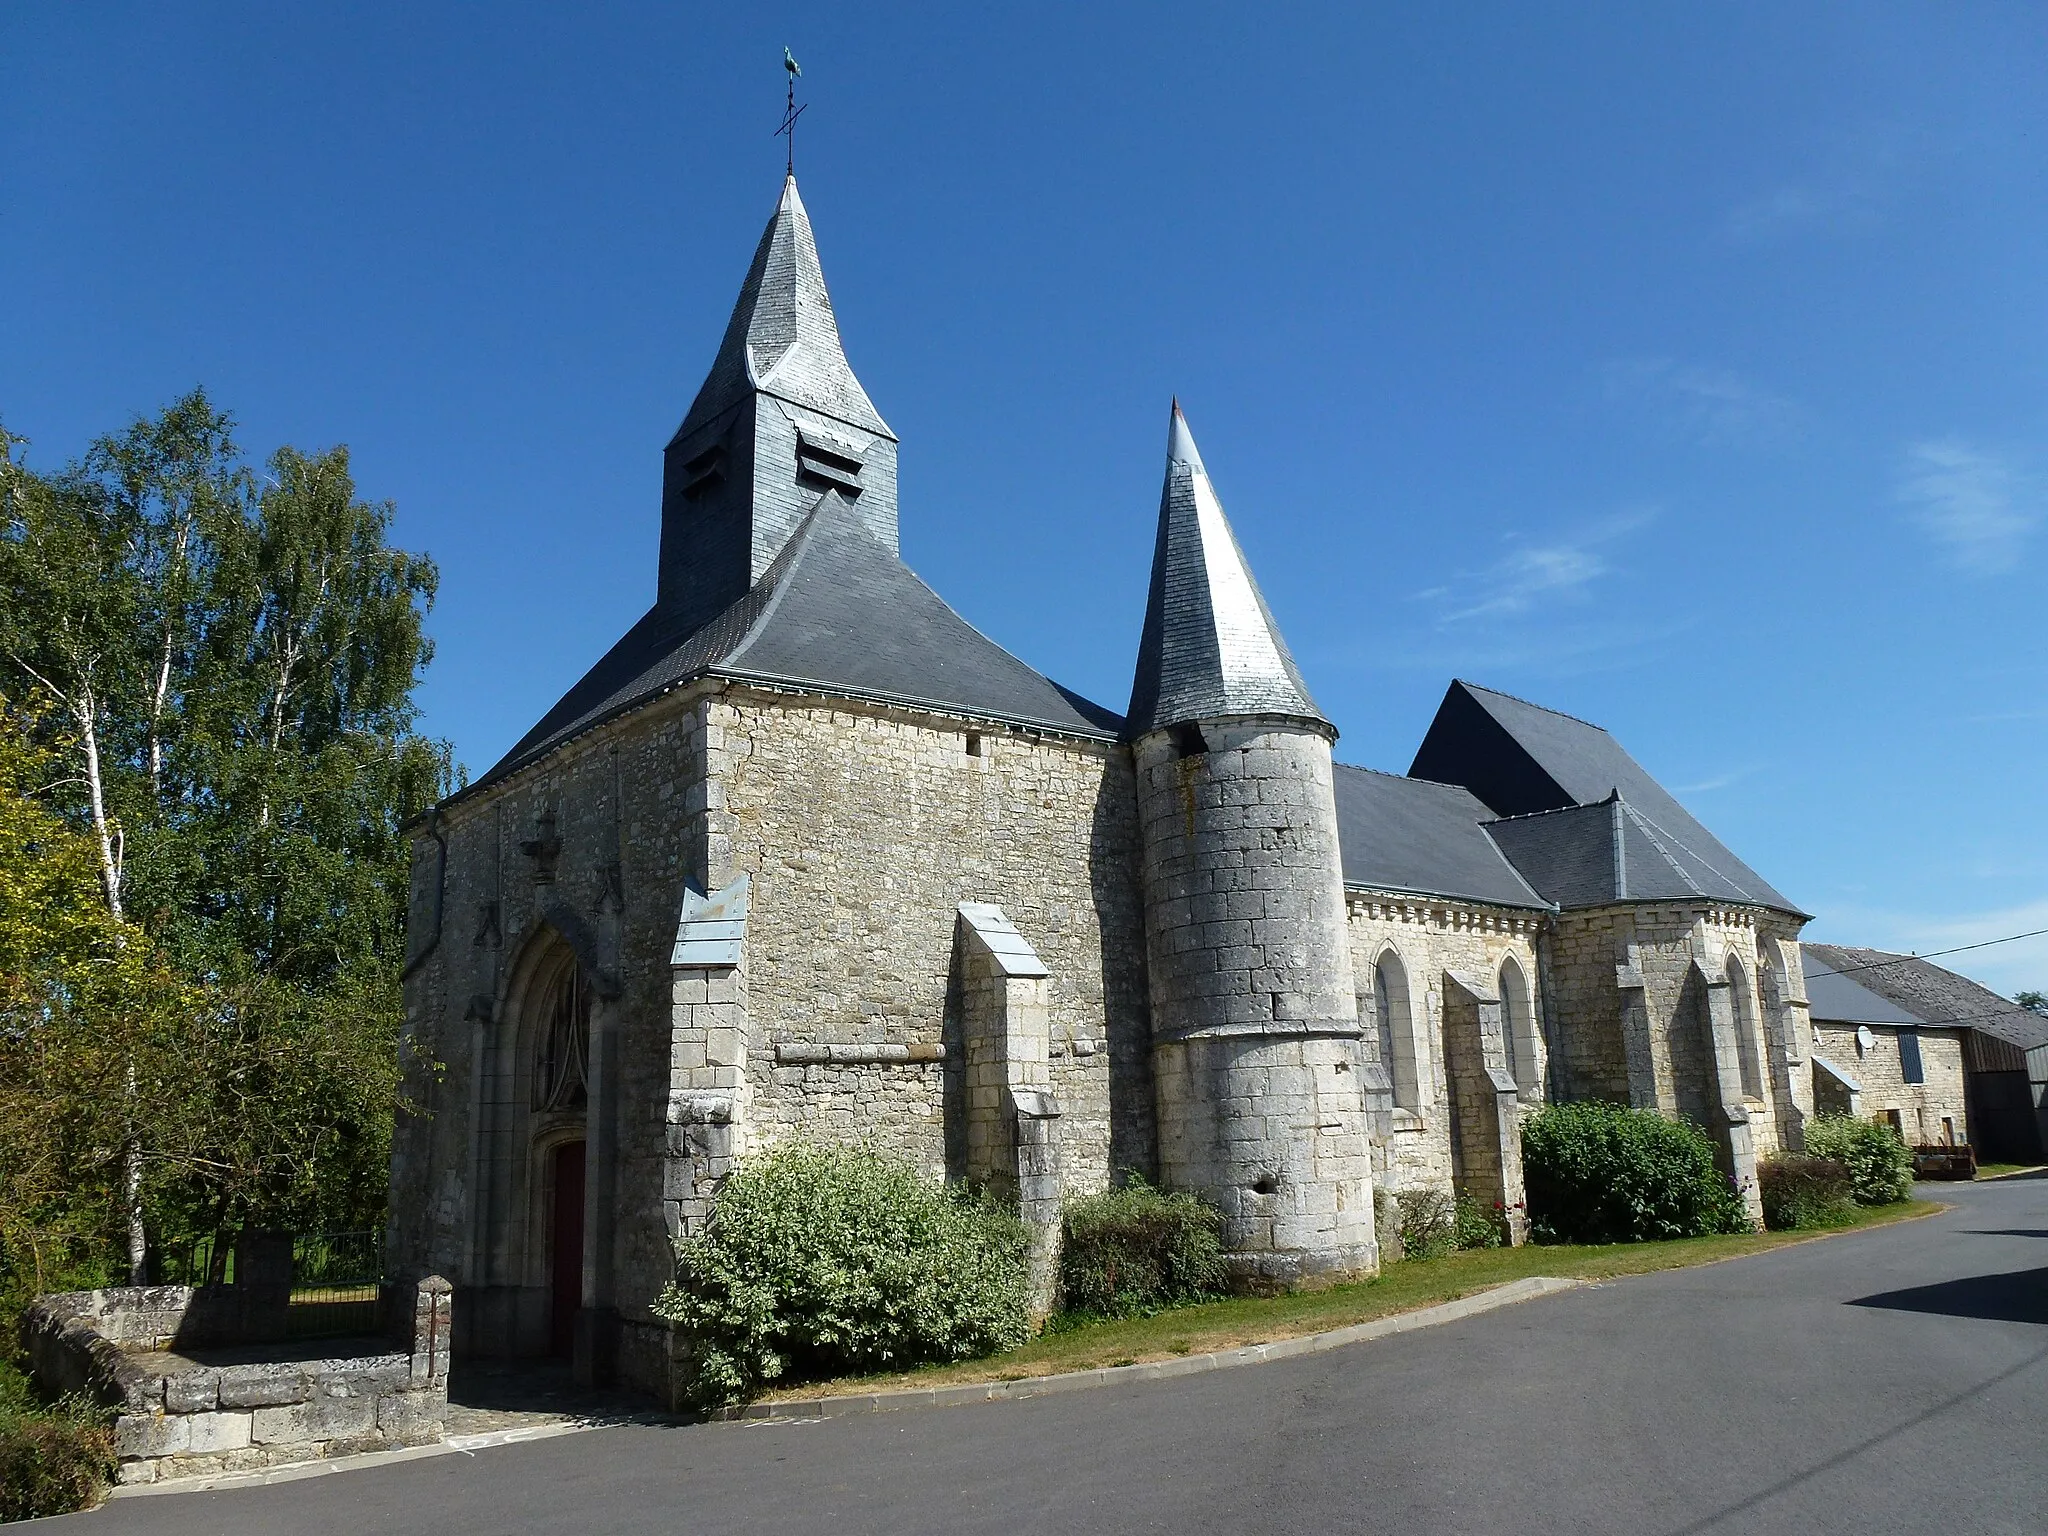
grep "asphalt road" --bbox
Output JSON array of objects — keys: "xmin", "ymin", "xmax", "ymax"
[{"xmin": 62, "ymin": 1176, "xmax": 2048, "ymax": 1535}]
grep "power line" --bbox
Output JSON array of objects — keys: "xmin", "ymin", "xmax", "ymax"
[{"xmin": 1813, "ymin": 926, "xmax": 2048, "ymax": 980}]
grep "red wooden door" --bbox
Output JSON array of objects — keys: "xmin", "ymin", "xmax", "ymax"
[{"xmin": 549, "ymin": 1140, "xmax": 586, "ymax": 1358}]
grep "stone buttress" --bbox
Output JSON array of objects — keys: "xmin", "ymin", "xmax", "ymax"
[{"xmin": 1126, "ymin": 405, "xmax": 1378, "ymax": 1284}]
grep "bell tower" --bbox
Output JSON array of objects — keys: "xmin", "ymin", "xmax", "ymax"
[{"xmin": 657, "ymin": 175, "xmax": 899, "ymax": 636}]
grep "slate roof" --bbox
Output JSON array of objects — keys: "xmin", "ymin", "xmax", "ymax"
[
  {"xmin": 1481, "ymin": 794, "xmax": 1787, "ymax": 911},
  {"xmin": 673, "ymin": 175, "xmax": 892, "ymax": 445},
  {"xmin": 1330, "ymin": 765, "xmax": 1549, "ymax": 910},
  {"xmin": 1800, "ymin": 951, "xmax": 1930, "ymax": 1028},
  {"xmin": 1410, "ymin": 680, "xmax": 1800, "ymax": 915},
  {"xmin": 1804, "ymin": 944, "xmax": 2048, "ymax": 1050},
  {"xmin": 475, "ymin": 492, "xmax": 1122, "ymax": 788},
  {"xmin": 1127, "ymin": 405, "xmax": 1324, "ymax": 735}
]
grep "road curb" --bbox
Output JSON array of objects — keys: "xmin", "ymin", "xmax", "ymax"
[
  {"xmin": 712, "ymin": 1274, "xmax": 1584, "ymax": 1425},
  {"xmin": 108, "ymin": 1415, "xmax": 674, "ymax": 1499},
  {"xmin": 110, "ymin": 1275, "xmax": 1582, "ymax": 1496}
]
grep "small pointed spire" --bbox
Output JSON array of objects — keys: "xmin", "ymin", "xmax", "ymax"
[
  {"xmin": 1127, "ymin": 402, "xmax": 1324, "ymax": 735},
  {"xmin": 674, "ymin": 176, "xmax": 893, "ymax": 444}
]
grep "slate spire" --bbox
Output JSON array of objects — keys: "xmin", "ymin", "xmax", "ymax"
[
  {"xmin": 658, "ymin": 175, "xmax": 900, "ymax": 630},
  {"xmin": 675, "ymin": 174, "xmax": 892, "ymax": 442},
  {"xmin": 1126, "ymin": 402, "xmax": 1325, "ymax": 735}
]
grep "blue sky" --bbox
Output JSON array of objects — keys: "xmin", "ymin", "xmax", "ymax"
[{"xmin": 5, "ymin": 4, "xmax": 2044, "ymax": 993}]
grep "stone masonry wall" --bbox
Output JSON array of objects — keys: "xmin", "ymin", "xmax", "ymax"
[
  {"xmin": 396, "ymin": 681, "xmax": 713, "ymax": 1379},
  {"xmin": 1540, "ymin": 904, "xmax": 1810, "ymax": 1162},
  {"xmin": 1344, "ymin": 895, "xmax": 1545, "ymax": 1197},
  {"xmin": 1813, "ymin": 1024, "xmax": 1968, "ymax": 1145},
  {"xmin": 23, "ymin": 1278, "xmax": 451, "ymax": 1487},
  {"xmin": 715, "ymin": 689, "xmax": 1150, "ymax": 1191},
  {"xmin": 1134, "ymin": 720, "xmax": 1376, "ymax": 1283}
]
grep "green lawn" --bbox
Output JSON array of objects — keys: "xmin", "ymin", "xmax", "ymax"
[
  {"xmin": 760, "ymin": 1199, "xmax": 1941, "ymax": 1402},
  {"xmin": 1974, "ymin": 1163, "xmax": 2045, "ymax": 1180}
]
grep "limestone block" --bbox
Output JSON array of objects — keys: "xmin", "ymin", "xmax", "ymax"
[
  {"xmin": 312, "ymin": 1360, "xmax": 411, "ymax": 1399},
  {"xmin": 251, "ymin": 1393, "xmax": 376, "ymax": 1445},
  {"xmin": 135, "ymin": 1370, "xmax": 212, "ymax": 1422},
  {"xmin": 184, "ymin": 1409, "xmax": 254, "ymax": 1454},
  {"xmin": 113, "ymin": 1412, "xmax": 189, "ymax": 1459},
  {"xmin": 215, "ymin": 1363, "xmax": 311, "ymax": 1409}
]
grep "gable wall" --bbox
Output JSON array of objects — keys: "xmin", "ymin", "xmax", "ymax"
[
  {"xmin": 714, "ymin": 689, "xmax": 1153, "ymax": 1193},
  {"xmin": 393, "ymin": 686, "xmax": 710, "ymax": 1361}
]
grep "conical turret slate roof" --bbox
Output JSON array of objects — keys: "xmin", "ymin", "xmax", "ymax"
[
  {"xmin": 673, "ymin": 175, "xmax": 893, "ymax": 444},
  {"xmin": 1126, "ymin": 403, "xmax": 1324, "ymax": 735}
]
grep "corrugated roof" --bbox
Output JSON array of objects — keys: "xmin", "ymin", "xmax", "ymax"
[
  {"xmin": 1126, "ymin": 404, "xmax": 1323, "ymax": 735},
  {"xmin": 1410, "ymin": 680, "xmax": 1801, "ymax": 915},
  {"xmin": 1330, "ymin": 766, "xmax": 1549, "ymax": 910},
  {"xmin": 473, "ymin": 491, "xmax": 1121, "ymax": 789},
  {"xmin": 1804, "ymin": 944, "xmax": 2048, "ymax": 1050},
  {"xmin": 1801, "ymin": 951, "xmax": 1928, "ymax": 1027}
]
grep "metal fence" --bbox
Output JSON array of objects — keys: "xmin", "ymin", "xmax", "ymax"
[
  {"xmin": 287, "ymin": 1230, "xmax": 382, "ymax": 1338},
  {"xmin": 156, "ymin": 1233, "xmax": 235, "ymax": 1287}
]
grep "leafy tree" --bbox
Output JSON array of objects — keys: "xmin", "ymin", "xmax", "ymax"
[
  {"xmin": 0, "ymin": 394, "xmax": 449, "ymax": 1283},
  {"xmin": 2017, "ymin": 990, "xmax": 2046, "ymax": 1016}
]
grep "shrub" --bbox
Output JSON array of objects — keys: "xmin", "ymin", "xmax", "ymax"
[
  {"xmin": 1059, "ymin": 1177, "xmax": 1227, "ymax": 1318},
  {"xmin": 1758, "ymin": 1155, "xmax": 1856, "ymax": 1231},
  {"xmin": 1521, "ymin": 1101, "xmax": 1751, "ymax": 1244},
  {"xmin": 1802, "ymin": 1115, "xmax": 1914, "ymax": 1206},
  {"xmin": 1454, "ymin": 1192, "xmax": 1504, "ymax": 1250},
  {"xmin": 0, "ymin": 1395, "xmax": 115, "ymax": 1523},
  {"xmin": 1395, "ymin": 1189, "xmax": 1457, "ymax": 1259},
  {"xmin": 652, "ymin": 1141, "xmax": 1031, "ymax": 1411}
]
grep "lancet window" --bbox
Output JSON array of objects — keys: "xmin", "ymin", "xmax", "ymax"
[{"xmin": 533, "ymin": 957, "xmax": 591, "ymax": 1113}]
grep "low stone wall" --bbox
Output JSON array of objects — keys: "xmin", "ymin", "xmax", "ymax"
[{"xmin": 21, "ymin": 1276, "xmax": 452, "ymax": 1486}]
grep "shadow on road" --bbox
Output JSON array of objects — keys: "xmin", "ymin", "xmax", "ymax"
[
  {"xmin": 1957, "ymin": 1228, "xmax": 2048, "ymax": 1239},
  {"xmin": 1850, "ymin": 1266, "xmax": 2048, "ymax": 1326}
]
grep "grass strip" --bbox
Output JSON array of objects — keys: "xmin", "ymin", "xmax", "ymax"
[
  {"xmin": 1974, "ymin": 1164, "xmax": 2045, "ymax": 1180},
  {"xmin": 758, "ymin": 1199, "xmax": 1940, "ymax": 1402}
]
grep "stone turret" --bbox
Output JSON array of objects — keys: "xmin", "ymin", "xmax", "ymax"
[{"xmin": 1127, "ymin": 404, "xmax": 1377, "ymax": 1284}]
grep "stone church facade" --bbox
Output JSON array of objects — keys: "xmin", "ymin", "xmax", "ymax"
[{"xmin": 391, "ymin": 175, "xmax": 1830, "ymax": 1402}]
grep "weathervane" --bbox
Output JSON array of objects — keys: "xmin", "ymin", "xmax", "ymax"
[{"xmin": 775, "ymin": 47, "xmax": 806, "ymax": 177}]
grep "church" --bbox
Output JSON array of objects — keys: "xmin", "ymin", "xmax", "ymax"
[{"xmin": 390, "ymin": 172, "xmax": 1856, "ymax": 1402}]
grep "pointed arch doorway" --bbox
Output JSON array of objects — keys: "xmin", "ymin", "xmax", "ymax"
[
  {"xmin": 530, "ymin": 944, "xmax": 592, "ymax": 1360},
  {"xmin": 548, "ymin": 1139, "xmax": 585, "ymax": 1358}
]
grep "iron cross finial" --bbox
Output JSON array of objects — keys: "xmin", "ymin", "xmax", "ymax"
[{"xmin": 776, "ymin": 49, "xmax": 807, "ymax": 178}]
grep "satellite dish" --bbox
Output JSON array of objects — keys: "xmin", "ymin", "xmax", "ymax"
[{"xmin": 1856, "ymin": 1025, "xmax": 1875, "ymax": 1054}]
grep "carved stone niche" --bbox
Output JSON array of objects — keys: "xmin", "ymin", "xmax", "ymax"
[{"xmin": 520, "ymin": 806, "xmax": 562, "ymax": 885}]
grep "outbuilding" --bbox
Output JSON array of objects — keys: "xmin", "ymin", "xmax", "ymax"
[{"xmin": 1805, "ymin": 945, "xmax": 2048, "ymax": 1165}]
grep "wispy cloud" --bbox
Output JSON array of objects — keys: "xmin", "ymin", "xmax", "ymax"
[
  {"xmin": 1896, "ymin": 439, "xmax": 2039, "ymax": 575},
  {"xmin": 1810, "ymin": 898, "xmax": 2048, "ymax": 1000},
  {"xmin": 1671, "ymin": 767, "xmax": 1756, "ymax": 796},
  {"xmin": 1725, "ymin": 182, "xmax": 1882, "ymax": 244},
  {"xmin": 1602, "ymin": 359, "xmax": 1804, "ymax": 449},
  {"xmin": 1722, "ymin": 122, "xmax": 1910, "ymax": 245},
  {"xmin": 1423, "ymin": 510, "xmax": 1655, "ymax": 626}
]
